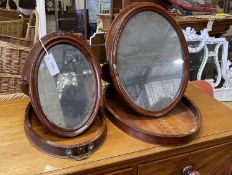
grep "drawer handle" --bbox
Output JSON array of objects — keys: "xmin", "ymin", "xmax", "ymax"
[{"xmin": 182, "ymin": 166, "xmax": 200, "ymax": 175}]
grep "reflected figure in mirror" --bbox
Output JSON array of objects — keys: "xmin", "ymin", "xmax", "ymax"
[{"xmin": 60, "ymin": 84, "xmax": 88, "ymax": 128}]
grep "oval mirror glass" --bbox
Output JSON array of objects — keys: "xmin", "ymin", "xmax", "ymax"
[
  {"xmin": 37, "ymin": 44, "xmax": 96, "ymax": 129},
  {"xmin": 116, "ymin": 10, "xmax": 186, "ymax": 113}
]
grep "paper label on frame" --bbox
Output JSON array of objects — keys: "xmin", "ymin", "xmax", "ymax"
[{"xmin": 44, "ymin": 53, "xmax": 60, "ymax": 76}]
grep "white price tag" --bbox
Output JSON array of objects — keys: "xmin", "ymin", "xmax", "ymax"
[
  {"xmin": 207, "ymin": 20, "xmax": 213, "ymax": 32},
  {"xmin": 44, "ymin": 53, "xmax": 60, "ymax": 76}
]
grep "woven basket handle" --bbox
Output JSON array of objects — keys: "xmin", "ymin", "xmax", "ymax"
[{"xmin": 25, "ymin": 10, "xmax": 39, "ymax": 43}]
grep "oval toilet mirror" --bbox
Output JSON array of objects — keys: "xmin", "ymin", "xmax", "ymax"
[
  {"xmin": 38, "ymin": 44, "xmax": 95, "ymax": 129},
  {"xmin": 107, "ymin": 3, "xmax": 189, "ymax": 117},
  {"xmin": 28, "ymin": 33, "xmax": 101, "ymax": 137}
]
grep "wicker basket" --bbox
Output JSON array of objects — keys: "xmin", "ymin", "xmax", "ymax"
[
  {"xmin": 25, "ymin": 10, "xmax": 39, "ymax": 44},
  {"xmin": 0, "ymin": 35, "xmax": 32, "ymax": 47},
  {"xmin": 0, "ymin": 39, "xmax": 30, "ymax": 75},
  {"xmin": 0, "ymin": 8, "xmax": 20, "ymax": 19},
  {"xmin": 0, "ymin": 16, "xmax": 14, "ymax": 21},
  {"xmin": 0, "ymin": 73, "xmax": 22, "ymax": 94},
  {"xmin": 0, "ymin": 19, "xmax": 24, "ymax": 38},
  {"xmin": 0, "ymin": 10, "xmax": 38, "ymax": 98},
  {"xmin": 0, "ymin": 8, "xmax": 26, "ymax": 38}
]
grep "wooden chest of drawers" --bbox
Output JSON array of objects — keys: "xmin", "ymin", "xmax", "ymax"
[
  {"xmin": 0, "ymin": 83, "xmax": 231, "ymax": 175},
  {"xmin": 139, "ymin": 143, "xmax": 232, "ymax": 175}
]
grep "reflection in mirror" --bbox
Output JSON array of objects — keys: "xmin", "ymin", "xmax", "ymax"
[
  {"xmin": 38, "ymin": 44, "xmax": 95, "ymax": 129},
  {"xmin": 117, "ymin": 11, "xmax": 184, "ymax": 111},
  {"xmin": 87, "ymin": 0, "xmax": 110, "ymax": 36},
  {"xmin": 87, "ymin": 0, "xmax": 99, "ymax": 37}
]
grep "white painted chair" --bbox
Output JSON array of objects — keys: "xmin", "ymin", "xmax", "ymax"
[{"xmin": 183, "ymin": 27, "xmax": 232, "ymax": 101}]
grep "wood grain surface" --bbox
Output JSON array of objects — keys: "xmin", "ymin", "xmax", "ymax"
[
  {"xmin": 23, "ymin": 104, "xmax": 106, "ymax": 159},
  {"xmin": 29, "ymin": 108, "xmax": 105, "ymax": 145},
  {"xmin": 176, "ymin": 16, "xmax": 232, "ymax": 36},
  {"xmin": 139, "ymin": 142, "xmax": 232, "ymax": 175},
  {"xmin": 0, "ymin": 82, "xmax": 232, "ymax": 175},
  {"xmin": 104, "ymin": 85, "xmax": 201, "ymax": 145}
]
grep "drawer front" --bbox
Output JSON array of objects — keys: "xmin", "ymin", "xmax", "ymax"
[
  {"xmin": 139, "ymin": 143, "xmax": 232, "ymax": 175},
  {"xmin": 83, "ymin": 167, "xmax": 137, "ymax": 175},
  {"xmin": 104, "ymin": 167, "xmax": 136, "ymax": 175}
]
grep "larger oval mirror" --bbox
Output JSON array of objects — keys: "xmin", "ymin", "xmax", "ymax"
[{"xmin": 107, "ymin": 3, "xmax": 189, "ymax": 117}]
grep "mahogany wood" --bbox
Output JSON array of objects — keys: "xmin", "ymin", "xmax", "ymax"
[
  {"xmin": 0, "ymin": 83, "xmax": 232, "ymax": 174},
  {"xmin": 24, "ymin": 103, "xmax": 107, "ymax": 159},
  {"xmin": 176, "ymin": 16, "xmax": 232, "ymax": 37},
  {"xmin": 139, "ymin": 143, "xmax": 232, "ymax": 175},
  {"xmin": 21, "ymin": 32, "xmax": 102, "ymax": 137},
  {"xmin": 90, "ymin": 32, "xmax": 106, "ymax": 63},
  {"xmin": 103, "ymin": 85, "xmax": 201, "ymax": 145},
  {"xmin": 101, "ymin": 62, "xmax": 112, "ymax": 83},
  {"xmin": 105, "ymin": 2, "xmax": 189, "ymax": 117}
]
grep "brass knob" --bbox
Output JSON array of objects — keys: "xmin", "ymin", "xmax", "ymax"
[{"xmin": 182, "ymin": 166, "xmax": 200, "ymax": 175}]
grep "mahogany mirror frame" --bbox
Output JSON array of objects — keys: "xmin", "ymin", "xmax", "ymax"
[
  {"xmin": 105, "ymin": 2, "xmax": 189, "ymax": 117},
  {"xmin": 22, "ymin": 32, "xmax": 102, "ymax": 137},
  {"xmin": 24, "ymin": 103, "xmax": 107, "ymax": 159}
]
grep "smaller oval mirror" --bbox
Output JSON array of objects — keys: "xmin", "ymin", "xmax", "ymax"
[
  {"xmin": 107, "ymin": 3, "xmax": 189, "ymax": 117},
  {"xmin": 38, "ymin": 44, "xmax": 95, "ymax": 130},
  {"xmin": 27, "ymin": 32, "xmax": 101, "ymax": 137}
]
